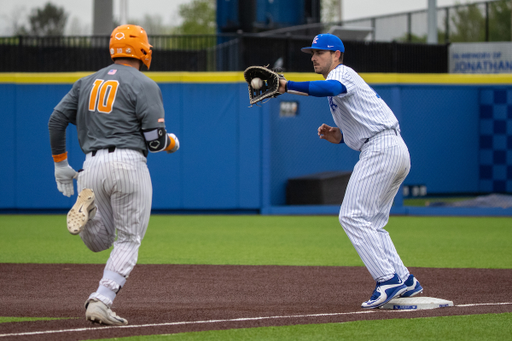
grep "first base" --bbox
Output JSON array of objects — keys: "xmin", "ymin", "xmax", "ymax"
[{"xmin": 380, "ymin": 297, "xmax": 454, "ymax": 310}]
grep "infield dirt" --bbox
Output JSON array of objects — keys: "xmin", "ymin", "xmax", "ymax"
[{"xmin": 1, "ymin": 264, "xmax": 511, "ymax": 340}]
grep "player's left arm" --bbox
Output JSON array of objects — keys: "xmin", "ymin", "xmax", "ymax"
[
  {"xmin": 142, "ymin": 128, "xmax": 180, "ymax": 154},
  {"xmin": 137, "ymin": 80, "xmax": 180, "ymax": 154},
  {"xmin": 281, "ymin": 80, "xmax": 347, "ymax": 97}
]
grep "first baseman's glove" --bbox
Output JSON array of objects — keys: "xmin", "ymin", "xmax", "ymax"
[
  {"xmin": 54, "ymin": 159, "xmax": 78, "ymax": 197},
  {"xmin": 244, "ymin": 66, "xmax": 285, "ymax": 105}
]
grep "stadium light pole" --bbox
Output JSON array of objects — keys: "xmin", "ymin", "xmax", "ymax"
[
  {"xmin": 120, "ymin": 0, "xmax": 128, "ymax": 25},
  {"xmin": 427, "ymin": 0, "xmax": 438, "ymax": 44},
  {"xmin": 92, "ymin": 0, "xmax": 113, "ymax": 35}
]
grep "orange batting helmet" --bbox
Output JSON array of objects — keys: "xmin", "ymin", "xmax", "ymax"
[{"xmin": 109, "ymin": 24, "xmax": 153, "ymax": 69}]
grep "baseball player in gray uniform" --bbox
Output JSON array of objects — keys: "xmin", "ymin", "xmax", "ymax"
[
  {"xmin": 278, "ymin": 34, "xmax": 423, "ymax": 309},
  {"xmin": 48, "ymin": 24, "xmax": 179, "ymax": 325}
]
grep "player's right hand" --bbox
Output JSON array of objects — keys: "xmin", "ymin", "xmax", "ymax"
[
  {"xmin": 54, "ymin": 159, "xmax": 78, "ymax": 197},
  {"xmin": 166, "ymin": 133, "xmax": 180, "ymax": 154}
]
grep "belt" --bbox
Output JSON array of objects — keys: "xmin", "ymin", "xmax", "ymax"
[
  {"xmin": 364, "ymin": 128, "xmax": 398, "ymax": 144},
  {"xmin": 91, "ymin": 146, "xmax": 116, "ymax": 156}
]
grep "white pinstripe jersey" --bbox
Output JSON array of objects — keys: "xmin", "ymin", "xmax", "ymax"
[{"xmin": 326, "ymin": 64, "xmax": 399, "ymax": 151}]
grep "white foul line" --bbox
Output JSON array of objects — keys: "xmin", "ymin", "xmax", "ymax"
[
  {"xmin": 1, "ymin": 301, "xmax": 511, "ymax": 338},
  {"xmin": 0, "ymin": 311, "xmax": 375, "ymax": 338},
  {"xmin": 456, "ymin": 302, "xmax": 512, "ymax": 307}
]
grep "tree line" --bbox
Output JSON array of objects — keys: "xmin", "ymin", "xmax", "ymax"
[
  {"xmin": 9, "ymin": 0, "xmax": 215, "ymax": 36},
  {"xmin": 8, "ymin": 0, "xmax": 512, "ymax": 43}
]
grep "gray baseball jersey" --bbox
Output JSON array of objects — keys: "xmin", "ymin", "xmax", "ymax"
[
  {"xmin": 327, "ymin": 64, "xmax": 411, "ymax": 283},
  {"xmin": 48, "ymin": 63, "xmax": 168, "ymax": 308},
  {"xmin": 50, "ymin": 64, "xmax": 165, "ymax": 155}
]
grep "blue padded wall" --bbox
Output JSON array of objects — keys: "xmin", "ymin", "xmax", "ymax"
[
  {"xmin": 395, "ymin": 85, "xmax": 480, "ymax": 194},
  {"xmin": 15, "ymin": 84, "xmax": 83, "ymax": 209},
  {"xmin": 0, "ymin": 84, "xmax": 16, "ymax": 208},
  {"xmin": 1, "ymin": 77, "xmax": 509, "ymax": 211},
  {"xmin": 479, "ymin": 88, "xmax": 512, "ymax": 193}
]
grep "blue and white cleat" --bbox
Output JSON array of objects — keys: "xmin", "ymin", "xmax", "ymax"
[
  {"xmin": 400, "ymin": 274, "xmax": 423, "ymax": 297},
  {"xmin": 361, "ymin": 274, "xmax": 407, "ymax": 309}
]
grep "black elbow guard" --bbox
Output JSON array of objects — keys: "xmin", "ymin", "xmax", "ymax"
[{"xmin": 143, "ymin": 127, "xmax": 168, "ymax": 152}]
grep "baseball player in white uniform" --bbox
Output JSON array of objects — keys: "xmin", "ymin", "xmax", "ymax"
[
  {"xmin": 48, "ymin": 25, "xmax": 179, "ymax": 325},
  {"xmin": 278, "ymin": 34, "xmax": 423, "ymax": 309}
]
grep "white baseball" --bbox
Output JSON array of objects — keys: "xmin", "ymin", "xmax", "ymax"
[{"xmin": 251, "ymin": 77, "xmax": 263, "ymax": 90}]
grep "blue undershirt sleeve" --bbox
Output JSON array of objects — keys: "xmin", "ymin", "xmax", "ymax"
[{"xmin": 287, "ymin": 80, "xmax": 347, "ymax": 97}]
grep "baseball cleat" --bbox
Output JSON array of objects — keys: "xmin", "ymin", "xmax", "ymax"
[
  {"xmin": 67, "ymin": 188, "xmax": 97, "ymax": 235},
  {"xmin": 361, "ymin": 274, "xmax": 407, "ymax": 309},
  {"xmin": 85, "ymin": 299, "xmax": 128, "ymax": 326},
  {"xmin": 400, "ymin": 274, "xmax": 423, "ymax": 297}
]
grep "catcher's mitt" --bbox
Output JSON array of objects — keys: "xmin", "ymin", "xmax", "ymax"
[{"xmin": 244, "ymin": 66, "xmax": 284, "ymax": 105}]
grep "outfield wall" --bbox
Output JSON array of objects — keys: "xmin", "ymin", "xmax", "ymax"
[{"xmin": 1, "ymin": 72, "xmax": 511, "ymax": 213}]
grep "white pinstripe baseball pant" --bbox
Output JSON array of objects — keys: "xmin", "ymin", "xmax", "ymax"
[
  {"xmin": 339, "ymin": 130, "xmax": 411, "ymax": 283},
  {"xmin": 77, "ymin": 148, "xmax": 152, "ymax": 307}
]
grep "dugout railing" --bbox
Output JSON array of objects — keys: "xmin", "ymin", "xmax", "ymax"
[{"xmin": 0, "ymin": 34, "xmax": 449, "ymax": 73}]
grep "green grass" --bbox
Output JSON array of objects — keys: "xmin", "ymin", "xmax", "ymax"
[
  {"xmin": 95, "ymin": 313, "xmax": 512, "ymax": 341},
  {"xmin": 0, "ymin": 215, "xmax": 510, "ymax": 268}
]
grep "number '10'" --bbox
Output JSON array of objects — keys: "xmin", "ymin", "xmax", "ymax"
[{"xmin": 89, "ymin": 79, "xmax": 119, "ymax": 113}]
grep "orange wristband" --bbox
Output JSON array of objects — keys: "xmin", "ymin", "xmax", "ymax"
[
  {"xmin": 164, "ymin": 136, "xmax": 176, "ymax": 152},
  {"xmin": 52, "ymin": 152, "xmax": 68, "ymax": 163}
]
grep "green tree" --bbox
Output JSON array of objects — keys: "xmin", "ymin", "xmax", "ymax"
[
  {"xmin": 322, "ymin": 0, "xmax": 340, "ymax": 23},
  {"xmin": 448, "ymin": 0, "xmax": 511, "ymax": 42},
  {"xmin": 174, "ymin": 0, "xmax": 216, "ymax": 35},
  {"xmin": 26, "ymin": 2, "xmax": 68, "ymax": 36},
  {"xmin": 488, "ymin": 0, "xmax": 511, "ymax": 41},
  {"xmin": 449, "ymin": 2, "xmax": 486, "ymax": 42}
]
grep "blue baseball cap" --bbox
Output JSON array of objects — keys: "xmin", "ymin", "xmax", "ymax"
[{"xmin": 301, "ymin": 34, "xmax": 345, "ymax": 53}]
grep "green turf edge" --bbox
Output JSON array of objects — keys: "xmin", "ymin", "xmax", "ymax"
[
  {"xmin": 0, "ymin": 317, "xmax": 77, "ymax": 323},
  {"xmin": 1, "ymin": 215, "xmax": 511, "ymax": 268},
  {"xmin": 94, "ymin": 313, "xmax": 512, "ymax": 341}
]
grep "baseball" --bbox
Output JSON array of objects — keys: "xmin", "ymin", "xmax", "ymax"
[{"xmin": 251, "ymin": 77, "xmax": 263, "ymax": 90}]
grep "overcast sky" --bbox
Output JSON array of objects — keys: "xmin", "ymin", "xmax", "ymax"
[{"xmin": 0, "ymin": 0, "xmax": 495, "ymax": 35}]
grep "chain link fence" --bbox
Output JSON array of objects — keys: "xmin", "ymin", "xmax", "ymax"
[{"xmin": 341, "ymin": 0, "xmax": 509, "ymax": 43}]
